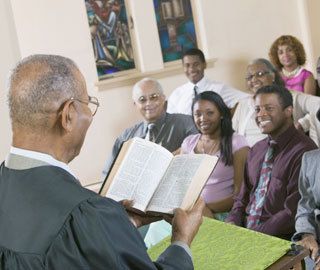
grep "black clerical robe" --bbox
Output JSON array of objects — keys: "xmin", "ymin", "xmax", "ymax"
[{"xmin": 0, "ymin": 163, "xmax": 192, "ymax": 269}]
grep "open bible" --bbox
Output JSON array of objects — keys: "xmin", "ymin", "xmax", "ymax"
[{"xmin": 99, "ymin": 137, "xmax": 218, "ymax": 215}]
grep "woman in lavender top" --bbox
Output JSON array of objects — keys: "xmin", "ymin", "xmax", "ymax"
[
  {"xmin": 144, "ymin": 91, "xmax": 249, "ymax": 248},
  {"xmin": 144, "ymin": 92, "xmax": 249, "ymax": 248},
  {"xmin": 180, "ymin": 91, "xmax": 249, "ymax": 220}
]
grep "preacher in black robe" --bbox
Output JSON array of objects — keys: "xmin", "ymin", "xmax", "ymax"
[{"xmin": 0, "ymin": 156, "xmax": 193, "ymax": 270}]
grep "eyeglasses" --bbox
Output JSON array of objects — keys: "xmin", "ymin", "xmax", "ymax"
[
  {"xmin": 70, "ymin": 95, "xmax": 100, "ymax": 116},
  {"xmin": 245, "ymin": 71, "xmax": 271, "ymax": 81},
  {"xmin": 137, "ymin": 93, "xmax": 162, "ymax": 104}
]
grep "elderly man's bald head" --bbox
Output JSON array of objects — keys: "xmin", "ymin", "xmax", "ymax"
[
  {"xmin": 7, "ymin": 54, "xmax": 85, "ymax": 131},
  {"xmin": 131, "ymin": 78, "xmax": 167, "ymax": 123},
  {"xmin": 132, "ymin": 78, "xmax": 164, "ymax": 102}
]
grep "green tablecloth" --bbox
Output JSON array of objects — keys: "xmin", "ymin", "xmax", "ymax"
[{"xmin": 148, "ymin": 218, "xmax": 291, "ymax": 270}]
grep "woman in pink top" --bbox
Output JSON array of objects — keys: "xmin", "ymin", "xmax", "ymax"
[
  {"xmin": 269, "ymin": 35, "xmax": 316, "ymax": 95},
  {"xmin": 180, "ymin": 91, "xmax": 249, "ymax": 220}
]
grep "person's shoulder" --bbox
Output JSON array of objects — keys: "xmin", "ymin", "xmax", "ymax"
[
  {"xmin": 171, "ymin": 82, "xmax": 190, "ymax": 94},
  {"xmin": 168, "ymin": 113, "xmax": 193, "ymax": 122},
  {"xmin": 52, "ymin": 171, "xmax": 98, "ymax": 204},
  {"xmin": 67, "ymin": 194, "xmax": 126, "ymax": 226},
  {"xmin": 299, "ymin": 150, "xmax": 320, "ymax": 177},
  {"xmin": 232, "ymin": 133, "xmax": 248, "ymax": 143},
  {"xmin": 24, "ymin": 167, "xmax": 100, "ymax": 222},
  {"xmin": 124, "ymin": 121, "xmax": 144, "ymax": 131},
  {"xmin": 302, "ymin": 148, "xmax": 320, "ymax": 162},
  {"xmin": 183, "ymin": 133, "xmax": 200, "ymax": 143},
  {"xmin": 301, "ymin": 68, "xmax": 313, "ymax": 77},
  {"xmin": 232, "ymin": 133, "xmax": 246, "ymax": 140},
  {"xmin": 249, "ymin": 137, "xmax": 268, "ymax": 154},
  {"xmin": 33, "ymin": 166, "xmax": 96, "ymax": 200},
  {"xmin": 292, "ymin": 129, "xmax": 317, "ymax": 149},
  {"xmin": 119, "ymin": 121, "xmax": 144, "ymax": 140},
  {"xmin": 200, "ymin": 77, "xmax": 224, "ymax": 91},
  {"xmin": 232, "ymin": 133, "xmax": 249, "ymax": 149},
  {"xmin": 166, "ymin": 113, "xmax": 196, "ymax": 133},
  {"xmin": 83, "ymin": 195, "xmax": 123, "ymax": 211},
  {"xmin": 251, "ymin": 137, "xmax": 268, "ymax": 147},
  {"xmin": 205, "ymin": 77, "xmax": 239, "ymax": 91}
]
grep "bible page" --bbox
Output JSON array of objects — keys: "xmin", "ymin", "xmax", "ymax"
[
  {"xmin": 105, "ymin": 138, "xmax": 172, "ymax": 212},
  {"xmin": 146, "ymin": 154, "xmax": 217, "ymax": 214}
]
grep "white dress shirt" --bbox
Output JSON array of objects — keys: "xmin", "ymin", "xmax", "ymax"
[
  {"xmin": 292, "ymin": 91, "xmax": 320, "ymax": 146},
  {"xmin": 167, "ymin": 76, "xmax": 250, "ymax": 115}
]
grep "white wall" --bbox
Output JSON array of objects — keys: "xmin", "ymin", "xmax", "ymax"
[
  {"xmin": 197, "ymin": 0, "xmax": 307, "ymax": 90},
  {"xmin": 306, "ymin": 0, "xmax": 320, "ymax": 69},
  {"xmin": 0, "ymin": 0, "xmax": 319, "ymax": 186},
  {"xmin": 0, "ymin": 0, "xmax": 20, "ymax": 159}
]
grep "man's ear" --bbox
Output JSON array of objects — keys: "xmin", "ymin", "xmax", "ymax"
[
  {"xmin": 163, "ymin": 100, "xmax": 168, "ymax": 111},
  {"xmin": 284, "ymin": 105, "xmax": 293, "ymax": 118},
  {"xmin": 133, "ymin": 101, "xmax": 137, "ymax": 107},
  {"xmin": 270, "ymin": 72, "xmax": 276, "ymax": 83},
  {"xmin": 61, "ymin": 100, "xmax": 76, "ymax": 132}
]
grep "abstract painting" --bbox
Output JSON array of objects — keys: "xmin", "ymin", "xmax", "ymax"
[{"xmin": 85, "ymin": 0, "xmax": 135, "ymax": 79}]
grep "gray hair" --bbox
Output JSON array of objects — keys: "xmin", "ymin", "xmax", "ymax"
[
  {"xmin": 7, "ymin": 54, "xmax": 82, "ymax": 130},
  {"xmin": 249, "ymin": 58, "xmax": 285, "ymax": 87},
  {"xmin": 132, "ymin": 77, "xmax": 164, "ymax": 101}
]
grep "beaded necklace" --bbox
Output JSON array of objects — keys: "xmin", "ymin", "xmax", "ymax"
[{"xmin": 282, "ymin": 66, "xmax": 301, "ymax": 78}]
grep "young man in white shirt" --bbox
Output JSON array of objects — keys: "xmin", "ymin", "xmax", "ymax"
[{"xmin": 167, "ymin": 48, "xmax": 249, "ymax": 115}]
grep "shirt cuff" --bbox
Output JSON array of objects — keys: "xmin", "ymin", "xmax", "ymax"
[{"xmin": 171, "ymin": 241, "xmax": 192, "ymax": 260}]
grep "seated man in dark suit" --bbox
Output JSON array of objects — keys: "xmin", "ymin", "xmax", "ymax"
[
  {"xmin": 226, "ymin": 85, "xmax": 317, "ymax": 239},
  {"xmin": 101, "ymin": 77, "xmax": 197, "ymax": 179},
  {"xmin": 293, "ymin": 108, "xmax": 320, "ymax": 270},
  {"xmin": 0, "ymin": 54, "xmax": 205, "ymax": 269}
]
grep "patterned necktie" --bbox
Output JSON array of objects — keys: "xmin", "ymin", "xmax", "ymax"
[
  {"xmin": 146, "ymin": 123, "xmax": 156, "ymax": 142},
  {"xmin": 246, "ymin": 140, "xmax": 276, "ymax": 229},
  {"xmin": 193, "ymin": 85, "xmax": 198, "ymax": 97}
]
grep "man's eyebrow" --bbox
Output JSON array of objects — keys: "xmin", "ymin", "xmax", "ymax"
[{"xmin": 255, "ymin": 103, "xmax": 275, "ymax": 106}]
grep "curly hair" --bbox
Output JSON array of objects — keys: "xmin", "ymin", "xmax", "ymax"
[{"xmin": 269, "ymin": 35, "xmax": 306, "ymax": 69}]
